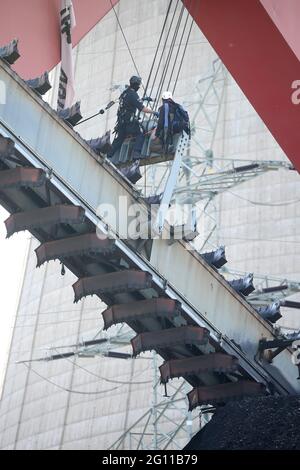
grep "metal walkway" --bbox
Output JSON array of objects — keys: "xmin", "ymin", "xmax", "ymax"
[{"xmin": 0, "ymin": 59, "xmax": 299, "ymax": 411}]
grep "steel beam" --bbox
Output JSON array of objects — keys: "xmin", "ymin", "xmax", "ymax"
[
  {"xmin": 73, "ymin": 270, "xmax": 153, "ymax": 303},
  {"xmin": 0, "ymin": 60, "xmax": 299, "ymax": 393},
  {"xmin": 131, "ymin": 326, "xmax": 210, "ymax": 357},
  {"xmin": 159, "ymin": 353, "xmax": 239, "ymax": 384},
  {"xmin": 35, "ymin": 232, "xmax": 115, "ymax": 267},
  {"xmin": 183, "ymin": 0, "xmax": 300, "ymax": 172},
  {"xmin": 102, "ymin": 298, "xmax": 181, "ymax": 330},
  {"xmin": 5, "ymin": 204, "xmax": 85, "ymax": 238},
  {"xmin": 155, "ymin": 131, "xmax": 189, "ymax": 233},
  {"xmin": 188, "ymin": 381, "xmax": 265, "ymax": 410},
  {"xmin": 0, "ymin": 167, "xmax": 45, "ymax": 190}
]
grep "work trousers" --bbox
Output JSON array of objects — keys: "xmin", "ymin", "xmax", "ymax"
[{"xmin": 108, "ymin": 122, "xmax": 144, "ymax": 159}]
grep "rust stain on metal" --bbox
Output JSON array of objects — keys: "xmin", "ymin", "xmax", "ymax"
[
  {"xmin": 102, "ymin": 298, "xmax": 181, "ymax": 330},
  {"xmin": 131, "ymin": 326, "xmax": 210, "ymax": 356},
  {"xmin": 0, "ymin": 135, "xmax": 15, "ymax": 158},
  {"xmin": 5, "ymin": 205, "xmax": 85, "ymax": 238},
  {"xmin": 159, "ymin": 353, "xmax": 239, "ymax": 384},
  {"xmin": 35, "ymin": 232, "xmax": 115, "ymax": 267},
  {"xmin": 187, "ymin": 381, "xmax": 265, "ymax": 410},
  {"xmin": 73, "ymin": 270, "xmax": 153, "ymax": 303},
  {"xmin": 0, "ymin": 167, "xmax": 46, "ymax": 190}
]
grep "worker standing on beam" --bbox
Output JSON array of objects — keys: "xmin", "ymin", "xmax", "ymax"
[{"xmin": 107, "ymin": 76, "xmax": 157, "ymax": 160}]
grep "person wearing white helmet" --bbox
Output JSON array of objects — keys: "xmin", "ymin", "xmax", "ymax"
[
  {"xmin": 155, "ymin": 90, "xmax": 190, "ymax": 152},
  {"xmin": 161, "ymin": 90, "xmax": 173, "ymax": 100}
]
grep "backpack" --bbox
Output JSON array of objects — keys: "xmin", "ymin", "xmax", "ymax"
[
  {"xmin": 172, "ymin": 104, "xmax": 190, "ymax": 137},
  {"xmin": 158, "ymin": 101, "xmax": 190, "ymax": 152}
]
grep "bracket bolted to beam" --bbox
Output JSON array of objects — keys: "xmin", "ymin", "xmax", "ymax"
[
  {"xmin": 0, "ymin": 39, "xmax": 20, "ymax": 65},
  {"xmin": 154, "ymin": 131, "xmax": 190, "ymax": 234},
  {"xmin": 26, "ymin": 71, "xmax": 52, "ymax": 95}
]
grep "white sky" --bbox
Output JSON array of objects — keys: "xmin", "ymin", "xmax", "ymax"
[{"xmin": 0, "ymin": 207, "xmax": 28, "ymax": 393}]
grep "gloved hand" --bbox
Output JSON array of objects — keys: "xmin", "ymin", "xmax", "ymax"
[{"xmin": 153, "ymin": 111, "xmax": 159, "ymax": 118}]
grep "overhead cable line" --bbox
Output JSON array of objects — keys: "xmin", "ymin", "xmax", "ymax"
[
  {"xmin": 146, "ymin": 0, "xmax": 181, "ymax": 109},
  {"xmin": 172, "ymin": 19, "xmax": 194, "ymax": 95},
  {"xmin": 154, "ymin": 4, "xmax": 186, "ymax": 109},
  {"xmin": 142, "ymin": 0, "xmax": 173, "ymax": 100},
  {"xmin": 166, "ymin": 10, "xmax": 190, "ymax": 91},
  {"xmin": 141, "ymin": 0, "xmax": 180, "ymax": 126},
  {"xmin": 52, "ymin": 348, "xmax": 152, "ymax": 385},
  {"xmin": 15, "ymin": 307, "xmax": 101, "ymax": 317},
  {"xmin": 227, "ymin": 189, "xmax": 300, "ymax": 207},
  {"xmin": 217, "ymin": 235, "xmax": 300, "ymax": 245},
  {"xmin": 109, "ymin": 0, "xmax": 143, "ymax": 85},
  {"xmin": 22, "ymin": 362, "xmax": 124, "ymax": 395}
]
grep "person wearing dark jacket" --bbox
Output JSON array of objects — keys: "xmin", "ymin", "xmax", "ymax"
[
  {"xmin": 108, "ymin": 76, "xmax": 155, "ymax": 160},
  {"xmin": 155, "ymin": 91, "xmax": 190, "ymax": 152}
]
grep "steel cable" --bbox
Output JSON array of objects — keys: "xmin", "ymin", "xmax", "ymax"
[
  {"xmin": 153, "ymin": 4, "xmax": 185, "ymax": 110},
  {"xmin": 166, "ymin": 10, "xmax": 190, "ymax": 91},
  {"xmin": 172, "ymin": 19, "xmax": 194, "ymax": 95},
  {"xmin": 142, "ymin": 0, "xmax": 174, "ymax": 101}
]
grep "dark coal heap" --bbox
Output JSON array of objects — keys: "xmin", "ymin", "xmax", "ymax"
[{"xmin": 184, "ymin": 396, "xmax": 300, "ymax": 450}]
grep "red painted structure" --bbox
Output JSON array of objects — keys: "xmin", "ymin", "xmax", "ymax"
[
  {"xmin": 183, "ymin": 0, "xmax": 300, "ymax": 172},
  {"xmin": 260, "ymin": 0, "xmax": 300, "ymax": 62},
  {"xmin": 1, "ymin": 0, "xmax": 300, "ymax": 172},
  {"xmin": 0, "ymin": 0, "xmax": 118, "ymax": 79}
]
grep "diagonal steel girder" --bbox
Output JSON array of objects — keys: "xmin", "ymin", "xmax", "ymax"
[{"xmin": 183, "ymin": 0, "xmax": 300, "ymax": 173}]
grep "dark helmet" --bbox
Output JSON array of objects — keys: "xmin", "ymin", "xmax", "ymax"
[{"xmin": 129, "ymin": 75, "xmax": 142, "ymax": 90}]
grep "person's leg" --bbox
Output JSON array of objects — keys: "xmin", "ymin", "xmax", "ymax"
[
  {"xmin": 107, "ymin": 127, "xmax": 126, "ymax": 159},
  {"xmin": 132, "ymin": 130, "xmax": 145, "ymax": 159}
]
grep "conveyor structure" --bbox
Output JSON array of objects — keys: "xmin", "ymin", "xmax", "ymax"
[{"xmin": 0, "ymin": 57, "xmax": 300, "ymax": 414}]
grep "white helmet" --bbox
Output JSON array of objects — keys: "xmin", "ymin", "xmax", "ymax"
[{"xmin": 162, "ymin": 90, "xmax": 173, "ymax": 100}]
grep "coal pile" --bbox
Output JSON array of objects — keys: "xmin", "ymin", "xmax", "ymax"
[{"xmin": 184, "ymin": 396, "xmax": 300, "ymax": 450}]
